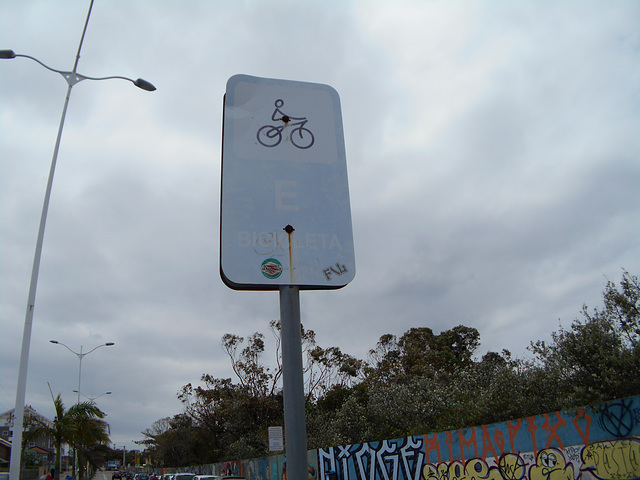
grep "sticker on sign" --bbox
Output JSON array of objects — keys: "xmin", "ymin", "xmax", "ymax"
[{"xmin": 220, "ymin": 74, "xmax": 355, "ymax": 290}]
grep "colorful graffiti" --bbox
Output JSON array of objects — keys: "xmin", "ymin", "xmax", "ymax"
[
  {"xmin": 581, "ymin": 439, "xmax": 640, "ymax": 480},
  {"xmin": 183, "ymin": 396, "xmax": 640, "ymax": 480}
]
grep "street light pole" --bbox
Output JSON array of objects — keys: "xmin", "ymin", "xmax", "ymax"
[
  {"xmin": 2, "ymin": 2, "xmax": 154, "ymax": 480},
  {"xmin": 50, "ymin": 341, "xmax": 114, "ymax": 480},
  {"xmin": 50, "ymin": 341, "xmax": 115, "ymax": 404}
]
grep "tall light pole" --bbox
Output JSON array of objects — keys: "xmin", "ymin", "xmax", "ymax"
[
  {"xmin": 50, "ymin": 341, "xmax": 115, "ymax": 405},
  {"xmin": 2, "ymin": 2, "xmax": 155, "ymax": 480},
  {"xmin": 50, "ymin": 341, "xmax": 114, "ymax": 480}
]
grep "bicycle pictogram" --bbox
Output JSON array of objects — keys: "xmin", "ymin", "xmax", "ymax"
[{"xmin": 257, "ymin": 99, "xmax": 315, "ymax": 149}]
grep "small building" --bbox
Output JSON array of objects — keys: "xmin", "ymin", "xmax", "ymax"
[{"xmin": 0, "ymin": 406, "xmax": 56, "ymax": 467}]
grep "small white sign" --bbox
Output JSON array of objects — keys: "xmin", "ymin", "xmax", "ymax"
[
  {"xmin": 268, "ymin": 426, "xmax": 284, "ymax": 452},
  {"xmin": 220, "ymin": 74, "xmax": 355, "ymax": 290}
]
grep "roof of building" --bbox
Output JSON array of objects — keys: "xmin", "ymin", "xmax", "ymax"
[
  {"xmin": 27, "ymin": 445, "xmax": 53, "ymax": 454},
  {"xmin": 0, "ymin": 406, "xmax": 52, "ymax": 427}
]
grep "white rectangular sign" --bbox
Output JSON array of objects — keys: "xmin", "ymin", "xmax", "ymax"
[
  {"xmin": 220, "ymin": 74, "xmax": 355, "ymax": 290},
  {"xmin": 268, "ymin": 426, "xmax": 284, "ymax": 452}
]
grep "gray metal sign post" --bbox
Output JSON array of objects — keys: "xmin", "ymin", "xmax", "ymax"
[
  {"xmin": 221, "ymin": 75, "xmax": 355, "ymax": 479},
  {"xmin": 279, "ymin": 285, "xmax": 307, "ymax": 480}
]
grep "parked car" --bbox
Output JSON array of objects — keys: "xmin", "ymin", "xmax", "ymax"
[{"xmin": 173, "ymin": 474, "xmax": 195, "ymax": 480}]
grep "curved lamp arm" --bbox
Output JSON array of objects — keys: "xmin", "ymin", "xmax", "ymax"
[
  {"xmin": 49, "ymin": 340, "xmax": 80, "ymax": 357},
  {"xmin": 0, "ymin": 49, "xmax": 156, "ymax": 91},
  {"xmin": 83, "ymin": 342, "xmax": 115, "ymax": 356},
  {"xmin": 74, "ymin": 390, "xmax": 112, "ymax": 402},
  {"xmin": 50, "ymin": 340, "xmax": 115, "ymax": 358}
]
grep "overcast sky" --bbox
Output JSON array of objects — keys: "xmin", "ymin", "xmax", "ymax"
[{"xmin": 1, "ymin": 0, "xmax": 639, "ymax": 452}]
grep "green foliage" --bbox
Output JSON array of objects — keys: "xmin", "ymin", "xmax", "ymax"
[
  {"xmin": 170, "ymin": 374, "xmax": 283, "ymax": 464},
  {"xmin": 141, "ymin": 270, "xmax": 640, "ymax": 466},
  {"xmin": 364, "ymin": 325, "xmax": 481, "ymax": 385},
  {"xmin": 222, "ymin": 332, "xmax": 274, "ymax": 398},
  {"xmin": 529, "ymin": 270, "xmax": 640, "ymax": 407},
  {"xmin": 148, "ymin": 414, "xmax": 201, "ymax": 467},
  {"xmin": 29, "ymin": 394, "xmax": 110, "ymax": 480},
  {"xmin": 603, "ymin": 270, "xmax": 640, "ymax": 347}
]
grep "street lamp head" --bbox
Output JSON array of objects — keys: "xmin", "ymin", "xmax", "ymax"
[
  {"xmin": 134, "ymin": 78, "xmax": 156, "ymax": 92},
  {"xmin": 49, "ymin": 340, "xmax": 59, "ymax": 344},
  {"xmin": 0, "ymin": 49, "xmax": 16, "ymax": 59},
  {"xmin": 105, "ymin": 342, "xmax": 115, "ymax": 346}
]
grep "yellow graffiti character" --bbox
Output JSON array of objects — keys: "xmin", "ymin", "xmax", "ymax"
[{"xmin": 529, "ymin": 448, "xmax": 574, "ymax": 480}]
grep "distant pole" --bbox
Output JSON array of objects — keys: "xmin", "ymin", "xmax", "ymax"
[
  {"xmin": 49, "ymin": 341, "xmax": 114, "ymax": 480},
  {"xmin": 279, "ymin": 285, "xmax": 307, "ymax": 480}
]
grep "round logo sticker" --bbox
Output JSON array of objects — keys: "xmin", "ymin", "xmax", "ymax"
[{"xmin": 261, "ymin": 258, "xmax": 283, "ymax": 279}]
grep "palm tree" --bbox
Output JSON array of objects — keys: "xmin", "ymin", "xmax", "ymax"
[
  {"xmin": 30, "ymin": 394, "xmax": 111, "ymax": 480},
  {"xmin": 27, "ymin": 394, "xmax": 72, "ymax": 476},
  {"xmin": 70, "ymin": 404, "xmax": 110, "ymax": 480}
]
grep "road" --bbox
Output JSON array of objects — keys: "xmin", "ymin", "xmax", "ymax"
[{"xmin": 93, "ymin": 472, "xmax": 113, "ymax": 480}]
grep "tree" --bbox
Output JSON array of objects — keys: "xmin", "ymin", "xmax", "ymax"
[
  {"xmin": 365, "ymin": 326, "xmax": 480, "ymax": 384},
  {"xmin": 142, "ymin": 271, "xmax": 640, "ymax": 463},
  {"xmin": 530, "ymin": 270, "xmax": 640, "ymax": 407},
  {"xmin": 140, "ymin": 414, "xmax": 204, "ymax": 467},
  {"xmin": 602, "ymin": 270, "xmax": 640, "ymax": 348},
  {"xmin": 222, "ymin": 332, "xmax": 275, "ymax": 398},
  {"xmin": 176, "ymin": 374, "xmax": 283, "ymax": 464},
  {"xmin": 305, "ymin": 346, "xmax": 363, "ymax": 402},
  {"xmin": 29, "ymin": 395, "xmax": 110, "ymax": 480},
  {"xmin": 72, "ymin": 405, "xmax": 110, "ymax": 480},
  {"xmin": 139, "ymin": 417, "xmax": 172, "ymax": 467},
  {"xmin": 45, "ymin": 394, "xmax": 74, "ymax": 475},
  {"xmin": 365, "ymin": 333, "xmax": 403, "ymax": 383}
]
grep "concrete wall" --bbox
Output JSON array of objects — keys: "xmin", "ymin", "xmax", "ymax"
[{"xmin": 183, "ymin": 395, "xmax": 640, "ymax": 480}]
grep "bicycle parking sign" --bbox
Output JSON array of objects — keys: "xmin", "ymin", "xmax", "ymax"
[{"xmin": 220, "ymin": 74, "xmax": 355, "ymax": 290}]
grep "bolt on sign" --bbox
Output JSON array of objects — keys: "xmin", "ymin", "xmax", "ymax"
[{"xmin": 220, "ymin": 74, "xmax": 355, "ymax": 290}]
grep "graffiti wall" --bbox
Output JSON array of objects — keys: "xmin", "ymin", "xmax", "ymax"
[{"xmin": 189, "ymin": 396, "xmax": 640, "ymax": 480}]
